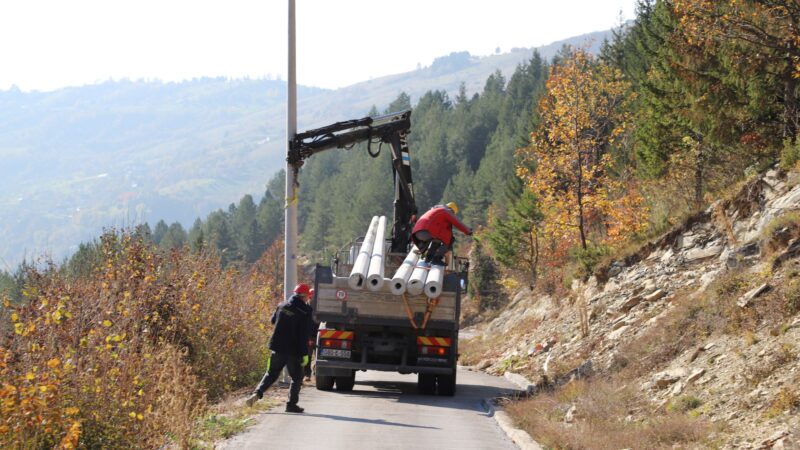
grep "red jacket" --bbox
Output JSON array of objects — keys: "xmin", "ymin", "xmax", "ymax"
[{"xmin": 412, "ymin": 206, "xmax": 471, "ymax": 245}]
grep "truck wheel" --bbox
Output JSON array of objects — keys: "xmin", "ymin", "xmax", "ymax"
[
  {"xmin": 335, "ymin": 371, "xmax": 356, "ymax": 391},
  {"xmin": 316, "ymin": 375, "xmax": 335, "ymax": 391},
  {"xmin": 417, "ymin": 374, "xmax": 436, "ymax": 395},
  {"xmin": 437, "ymin": 371, "xmax": 457, "ymax": 396}
]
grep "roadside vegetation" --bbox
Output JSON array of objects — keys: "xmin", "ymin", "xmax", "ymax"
[
  {"xmin": 460, "ymin": 0, "xmax": 800, "ymax": 447},
  {"xmin": 1, "ymin": 231, "xmax": 283, "ymax": 448}
]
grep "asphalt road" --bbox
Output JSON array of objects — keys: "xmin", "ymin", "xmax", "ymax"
[{"xmin": 220, "ymin": 367, "xmax": 521, "ymax": 449}]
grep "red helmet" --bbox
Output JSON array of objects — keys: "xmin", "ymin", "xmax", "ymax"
[{"xmin": 293, "ymin": 283, "xmax": 311, "ymax": 296}]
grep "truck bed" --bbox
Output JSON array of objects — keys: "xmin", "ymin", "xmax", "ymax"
[{"xmin": 313, "ymin": 266, "xmax": 460, "ymax": 328}]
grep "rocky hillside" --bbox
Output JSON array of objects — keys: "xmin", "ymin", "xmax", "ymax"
[{"xmin": 463, "ymin": 167, "xmax": 800, "ymax": 449}]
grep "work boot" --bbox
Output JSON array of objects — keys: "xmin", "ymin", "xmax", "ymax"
[
  {"xmin": 245, "ymin": 392, "xmax": 260, "ymax": 407},
  {"xmin": 285, "ymin": 403, "xmax": 305, "ymax": 413}
]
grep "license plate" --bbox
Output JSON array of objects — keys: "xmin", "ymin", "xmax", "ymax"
[{"xmin": 320, "ymin": 348, "xmax": 351, "ymax": 359}]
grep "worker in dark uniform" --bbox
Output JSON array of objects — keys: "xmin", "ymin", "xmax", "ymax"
[
  {"xmin": 411, "ymin": 202, "xmax": 472, "ymax": 265},
  {"xmin": 246, "ymin": 283, "xmax": 313, "ymax": 413}
]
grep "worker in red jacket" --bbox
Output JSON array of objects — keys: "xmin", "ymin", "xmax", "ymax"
[{"xmin": 411, "ymin": 202, "xmax": 472, "ymax": 266}]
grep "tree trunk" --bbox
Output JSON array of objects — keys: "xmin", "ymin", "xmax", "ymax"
[
  {"xmin": 527, "ymin": 227, "xmax": 539, "ymax": 289},
  {"xmin": 694, "ymin": 146, "xmax": 705, "ymax": 208},
  {"xmin": 784, "ymin": 68, "xmax": 798, "ymax": 143},
  {"xmin": 577, "ymin": 157, "xmax": 588, "ymax": 250}
]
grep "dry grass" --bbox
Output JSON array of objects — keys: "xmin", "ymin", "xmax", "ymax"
[
  {"xmin": 1, "ymin": 231, "xmax": 284, "ymax": 449},
  {"xmin": 609, "ymin": 268, "xmax": 777, "ymax": 381},
  {"xmin": 190, "ymin": 387, "xmax": 280, "ymax": 449},
  {"xmin": 766, "ymin": 386, "xmax": 800, "ymax": 419},
  {"xmin": 762, "ymin": 211, "xmax": 800, "ymax": 255},
  {"xmin": 506, "ymin": 379, "xmax": 712, "ymax": 450}
]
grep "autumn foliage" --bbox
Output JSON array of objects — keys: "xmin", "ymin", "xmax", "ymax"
[
  {"xmin": 1, "ymin": 231, "xmax": 282, "ymax": 448},
  {"xmin": 516, "ymin": 49, "xmax": 648, "ymax": 268}
]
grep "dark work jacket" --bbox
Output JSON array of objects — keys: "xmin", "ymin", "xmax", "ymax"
[{"xmin": 268, "ymin": 294, "xmax": 313, "ymax": 356}]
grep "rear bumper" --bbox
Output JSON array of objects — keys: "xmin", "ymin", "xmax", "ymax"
[{"xmin": 316, "ymin": 359, "xmax": 453, "ymax": 375}]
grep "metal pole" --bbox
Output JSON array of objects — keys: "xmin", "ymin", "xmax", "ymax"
[{"xmin": 284, "ymin": 0, "xmax": 298, "ymax": 299}]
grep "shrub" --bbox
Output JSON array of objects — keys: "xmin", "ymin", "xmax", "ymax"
[
  {"xmin": 1, "ymin": 230, "xmax": 282, "ymax": 448},
  {"xmin": 780, "ymin": 137, "xmax": 800, "ymax": 170},
  {"xmin": 668, "ymin": 395, "xmax": 703, "ymax": 413},
  {"xmin": 571, "ymin": 244, "xmax": 612, "ymax": 280}
]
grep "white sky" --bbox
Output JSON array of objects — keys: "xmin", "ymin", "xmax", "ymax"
[{"xmin": 0, "ymin": 0, "xmax": 637, "ymax": 92}]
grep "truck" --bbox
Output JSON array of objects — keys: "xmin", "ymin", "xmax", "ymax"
[{"xmin": 288, "ymin": 110, "xmax": 468, "ymax": 396}]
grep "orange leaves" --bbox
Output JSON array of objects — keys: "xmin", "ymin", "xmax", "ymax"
[{"xmin": 517, "ymin": 48, "xmax": 647, "ymax": 261}]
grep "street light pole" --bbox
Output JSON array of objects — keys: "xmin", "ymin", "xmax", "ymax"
[{"xmin": 284, "ymin": 0, "xmax": 298, "ymax": 299}]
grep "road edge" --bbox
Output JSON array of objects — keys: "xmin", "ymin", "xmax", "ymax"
[
  {"xmin": 478, "ymin": 369, "xmax": 542, "ymax": 450},
  {"xmin": 481, "ymin": 398, "xmax": 543, "ymax": 450}
]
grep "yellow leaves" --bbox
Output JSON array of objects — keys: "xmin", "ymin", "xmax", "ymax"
[
  {"xmin": 102, "ymin": 320, "xmax": 113, "ymax": 328},
  {"xmin": 516, "ymin": 47, "xmax": 645, "ymax": 261},
  {"xmin": 25, "ymin": 372, "xmax": 35, "ymax": 381},
  {"xmin": 59, "ymin": 420, "xmax": 82, "ymax": 450},
  {"xmin": 52, "ymin": 309, "xmax": 65, "ymax": 323},
  {"xmin": 14, "ymin": 321, "xmax": 35, "ymax": 336},
  {"xmin": 47, "ymin": 359, "xmax": 60, "ymax": 370},
  {"xmin": 10, "ymin": 312, "xmax": 18, "ymax": 322}
]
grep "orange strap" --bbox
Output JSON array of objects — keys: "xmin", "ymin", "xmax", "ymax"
[
  {"xmin": 401, "ymin": 293, "xmax": 418, "ymax": 329},
  {"xmin": 420, "ymin": 297, "xmax": 439, "ymax": 330}
]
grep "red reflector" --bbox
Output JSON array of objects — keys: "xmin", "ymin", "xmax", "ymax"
[
  {"xmin": 419, "ymin": 346, "xmax": 448, "ymax": 356},
  {"xmin": 321, "ymin": 338, "xmax": 352, "ymax": 349}
]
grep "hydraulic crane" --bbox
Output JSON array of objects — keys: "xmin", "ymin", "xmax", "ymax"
[{"xmin": 288, "ymin": 110, "xmax": 417, "ymax": 253}]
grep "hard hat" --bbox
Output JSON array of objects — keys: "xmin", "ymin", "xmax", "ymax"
[
  {"xmin": 446, "ymin": 202, "xmax": 459, "ymax": 214},
  {"xmin": 293, "ymin": 283, "xmax": 311, "ymax": 296}
]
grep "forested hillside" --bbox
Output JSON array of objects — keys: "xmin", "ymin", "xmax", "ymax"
[
  {"xmin": 0, "ymin": 30, "xmax": 611, "ymax": 269},
  {"xmin": 110, "ymin": 54, "xmax": 547, "ymax": 270}
]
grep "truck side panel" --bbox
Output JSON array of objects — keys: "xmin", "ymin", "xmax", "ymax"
[{"xmin": 316, "ymin": 277, "xmax": 456, "ymax": 323}]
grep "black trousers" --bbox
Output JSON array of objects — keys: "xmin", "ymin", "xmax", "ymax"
[
  {"xmin": 255, "ymin": 351, "xmax": 304, "ymax": 405},
  {"xmin": 412, "ymin": 231, "xmax": 450, "ymax": 265}
]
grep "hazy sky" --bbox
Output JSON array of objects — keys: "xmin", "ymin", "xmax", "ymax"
[{"xmin": 0, "ymin": 0, "xmax": 637, "ymax": 92}]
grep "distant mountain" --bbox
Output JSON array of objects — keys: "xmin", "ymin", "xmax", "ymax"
[{"xmin": 0, "ymin": 28, "xmax": 612, "ymax": 268}]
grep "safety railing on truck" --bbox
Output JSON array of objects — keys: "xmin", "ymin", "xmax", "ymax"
[{"xmin": 331, "ymin": 237, "xmax": 469, "ymax": 278}]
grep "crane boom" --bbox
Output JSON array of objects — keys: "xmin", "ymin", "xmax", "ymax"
[{"xmin": 288, "ymin": 110, "xmax": 417, "ymax": 253}]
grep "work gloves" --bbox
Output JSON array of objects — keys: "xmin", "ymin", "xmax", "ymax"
[{"xmin": 301, "ymin": 355, "xmax": 309, "ymax": 367}]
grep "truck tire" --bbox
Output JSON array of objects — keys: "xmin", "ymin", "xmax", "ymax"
[
  {"xmin": 417, "ymin": 373, "xmax": 436, "ymax": 395},
  {"xmin": 437, "ymin": 371, "xmax": 457, "ymax": 396},
  {"xmin": 316, "ymin": 375, "xmax": 335, "ymax": 391},
  {"xmin": 335, "ymin": 371, "xmax": 356, "ymax": 391}
]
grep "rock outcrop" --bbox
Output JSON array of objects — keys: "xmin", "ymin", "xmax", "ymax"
[{"xmin": 464, "ymin": 168, "xmax": 800, "ymax": 448}]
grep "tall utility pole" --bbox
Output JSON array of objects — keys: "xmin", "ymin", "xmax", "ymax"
[{"xmin": 284, "ymin": 0, "xmax": 298, "ymax": 299}]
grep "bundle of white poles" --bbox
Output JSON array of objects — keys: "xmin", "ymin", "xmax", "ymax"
[{"xmin": 347, "ymin": 216, "xmax": 445, "ymax": 299}]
